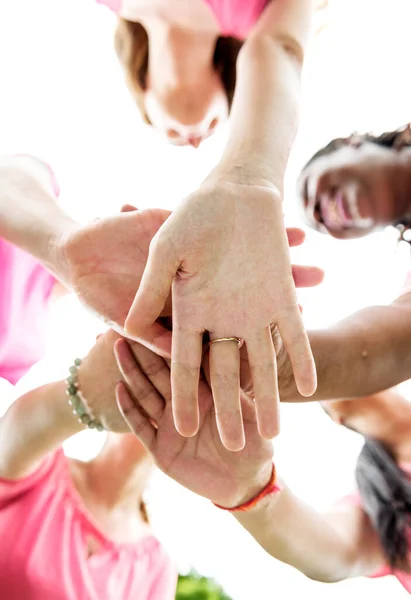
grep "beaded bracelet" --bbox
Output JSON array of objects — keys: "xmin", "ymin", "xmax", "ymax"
[{"xmin": 66, "ymin": 358, "xmax": 105, "ymax": 431}]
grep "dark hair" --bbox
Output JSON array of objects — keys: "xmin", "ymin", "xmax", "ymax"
[
  {"xmin": 140, "ymin": 499, "xmax": 149, "ymax": 523},
  {"xmin": 356, "ymin": 438, "xmax": 411, "ymax": 570},
  {"xmin": 114, "ymin": 18, "xmax": 243, "ymax": 124},
  {"xmin": 304, "ymin": 123, "xmax": 411, "ymax": 171}
]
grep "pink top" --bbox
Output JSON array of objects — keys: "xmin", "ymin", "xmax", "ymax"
[
  {"xmin": 0, "ymin": 240, "xmax": 56, "ymax": 384},
  {"xmin": 0, "ymin": 157, "xmax": 60, "ymax": 385},
  {"xmin": 204, "ymin": 0, "xmax": 269, "ymax": 38},
  {"xmin": 342, "ymin": 463, "xmax": 411, "ymax": 594},
  {"xmin": 97, "ymin": 0, "xmax": 270, "ymax": 39},
  {"xmin": 0, "ymin": 449, "xmax": 177, "ymax": 599}
]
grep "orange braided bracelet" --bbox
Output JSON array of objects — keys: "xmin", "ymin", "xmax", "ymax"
[{"xmin": 213, "ymin": 464, "xmax": 281, "ymax": 512}]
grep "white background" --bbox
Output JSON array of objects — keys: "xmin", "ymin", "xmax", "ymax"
[{"xmin": 1, "ymin": 0, "xmax": 411, "ymax": 597}]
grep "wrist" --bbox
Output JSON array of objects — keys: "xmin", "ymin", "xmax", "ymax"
[
  {"xmin": 214, "ymin": 461, "xmax": 275, "ymax": 509},
  {"xmin": 200, "ymin": 177, "xmax": 283, "ymax": 208},
  {"xmin": 48, "ymin": 221, "xmax": 80, "ymax": 288},
  {"xmin": 204, "ymin": 167, "xmax": 283, "ymax": 196},
  {"xmin": 66, "ymin": 359, "xmax": 105, "ymax": 432}
]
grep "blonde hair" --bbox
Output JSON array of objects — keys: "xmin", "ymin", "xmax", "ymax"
[{"xmin": 114, "ymin": 18, "xmax": 243, "ymax": 125}]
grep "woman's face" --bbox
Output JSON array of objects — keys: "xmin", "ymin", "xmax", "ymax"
[
  {"xmin": 298, "ymin": 142, "xmax": 401, "ymax": 239},
  {"xmin": 144, "ymin": 69, "xmax": 228, "ymax": 147}
]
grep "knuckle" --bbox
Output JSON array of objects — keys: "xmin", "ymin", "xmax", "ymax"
[
  {"xmin": 141, "ymin": 359, "xmax": 167, "ymax": 378},
  {"xmin": 129, "ymin": 382, "xmax": 155, "ymax": 403}
]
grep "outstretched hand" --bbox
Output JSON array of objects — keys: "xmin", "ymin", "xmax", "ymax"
[
  {"xmin": 123, "ymin": 183, "xmax": 322, "ymax": 450},
  {"xmin": 114, "ymin": 339, "xmax": 274, "ymax": 508}
]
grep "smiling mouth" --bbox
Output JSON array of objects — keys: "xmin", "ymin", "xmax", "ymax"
[
  {"xmin": 317, "ymin": 191, "xmax": 351, "ymax": 230},
  {"xmin": 312, "ymin": 184, "xmax": 374, "ymax": 232}
]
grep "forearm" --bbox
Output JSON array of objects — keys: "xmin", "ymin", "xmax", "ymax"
[
  {"xmin": 214, "ymin": 41, "xmax": 300, "ymax": 188},
  {"xmin": 280, "ymin": 299, "xmax": 411, "ymax": 402},
  {"xmin": 0, "ymin": 380, "xmax": 83, "ymax": 479},
  {"xmin": 234, "ymin": 482, "xmax": 376, "ymax": 582},
  {"xmin": 209, "ymin": 3, "xmax": 314, "ymax": 188},
  {"xmin": 0, "ymin": 155, "xmax": 78, "ymax": 284}
]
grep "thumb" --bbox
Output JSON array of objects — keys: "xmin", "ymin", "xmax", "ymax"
[
  {"xmin": 125, "ymin": 236, "xmax": 179, "ymax": 339},
  {"xmin": 120, "ymin": 204, "xmax": 138, "ymax": 213}
]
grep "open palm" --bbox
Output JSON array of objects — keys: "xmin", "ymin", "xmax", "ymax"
[{"xmin": 114, "ymin": 340, "xmax": 274, "ymax": 508}]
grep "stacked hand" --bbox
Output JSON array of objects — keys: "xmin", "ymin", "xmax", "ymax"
[
  {"xmin": 59, "ymin": 193, "xmax": 322, "ymax": 450},
  {"xmin": 123, "ymin": 183, "xmax": 322, "ymax": 449},
  {"xmin": 114, "ymin": 339, "xmax": 274, "ymax": 508}
]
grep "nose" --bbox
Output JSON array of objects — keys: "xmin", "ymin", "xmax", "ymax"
[
  {"xmin": 188, "ymin": 136, "xmax": 202, "ymax": 148},
  {"xmin": 186, "ymin": 117, "xmax": 220, "ymax": 148}
]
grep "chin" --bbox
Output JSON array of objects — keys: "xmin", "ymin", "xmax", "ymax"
[{"xmin": 328, "ymin": 227, "xmax": 378, "ymax": 240}]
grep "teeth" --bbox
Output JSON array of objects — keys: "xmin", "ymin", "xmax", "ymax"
[
  {"xmin": 321, "ymin": 195, "xmax": 343, "ymax": 229},
  {"xmin": 344, "ymin": 183, "xmax": 374, "ymax": 229},
  {"xmin": 319, "ymin": 186, "xmax": 375, "ymax": 231}
]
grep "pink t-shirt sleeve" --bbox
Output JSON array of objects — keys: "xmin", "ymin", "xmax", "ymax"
[
  {"xmin": 0, "ymin": 155, "xmax": 59, "ymax": 384},
  {"xmin": 204, "ymin": 0, "xmax": 269, "ymax": 38},
  {"xmin": 0, "ymin": 451, "xmax": 60, "ymax": 507},
  {"xmin": 95, "ymin": 0, "xmax": 123, "ymax": 13},
  {"xmin": 147, "ymin": 548, "xmax": 178, "ymax": 598}
]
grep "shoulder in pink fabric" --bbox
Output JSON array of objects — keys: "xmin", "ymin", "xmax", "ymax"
[
  {"xmin": 95, "ymin": 0, "xmax": 269, "ymax": 38},
  {"xmin": 204, "ymin": 0, "xmax": 270, "ymax": 39},
  {"xmin": 0, "ymin": 239, "xmax": 56, "ymax": 384},
  {"xmin": 0, "ymin": 157, "xmax": 59, "ymax": 384},
  {"xmin": 0, "ymin": 449, "xmax": 177, "ymax": 599},
  {"xmin": 95, "ymin": 0, "xmax": 123, "ymax": 13}
]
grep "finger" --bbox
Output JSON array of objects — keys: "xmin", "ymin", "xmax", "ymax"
[
  {"xmin": 209, "ymin": 338, "xmax": 245, "ymax": 451},
  {"xmin": 120, "ymin": 204, "xmax": 138, "ymax": 213},
  {"xmin": 128, "ymin": 341, "xmax": 172, "ymax": 405},
  {"xmin": 125, "ymin": 321, "xmax": 172, "ymax": 358},
  {"xmin": 286, "ymin": 227, "xmax": 305, "ymax": 247},
  {"xmin": 115, "ymin": 382, "xmax": 157, "ymax": 451},
  {"xmin": 171, "ymin": 327, "xmax": 203, "ymax": 437},
  {"xmin": 292, "ymin": 265, "xmax": 324, "ymax": 288},
  {"xmin": 278, "ymin": 307, "xmax": 317, "ymax": 397},
  {"xmin": 114, "ymin": 339, "xmax": 165, "ymax": 421},
  {"xmin": 239, "ymin": 389, "xmax": 259, "ymax": 425},
  {"xmin": 125, "ymin": 236, "xmax": 179, "ymax": 339},
  {"xmin": 245, "ymin": 328, "xmax": 279, "ymax": 439}
]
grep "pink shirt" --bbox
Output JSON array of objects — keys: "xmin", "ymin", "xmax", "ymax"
[
  {"xmin": 0, "ymin": 239, "xmax": 56, "ymax": 384},
  {"xmin": 97, "ymin": 0, "xmax": 270, "ymax": 38},
  {"xmin": 342, "ymin": 463, "xmax": 411, "ymax": 594},
  {"xmin": 204, "ymin": 0, "xmax": 269, "ymax": 38},
  {"xmin": 0, "ymin": 157, "xmax": 59, "ymax": 385},
  {"xmin": 0, "ymin": 449, "xmax": 177, "ymax": 599}
]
